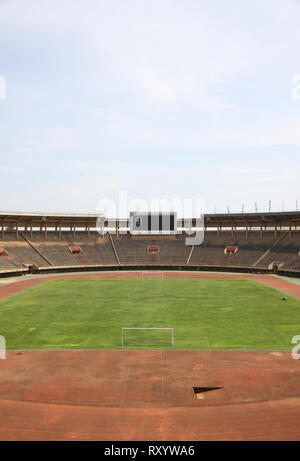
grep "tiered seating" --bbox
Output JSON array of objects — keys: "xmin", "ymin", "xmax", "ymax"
[
  {"xmin": 77, "ymin": 236, "xmax": 118, "ymax": 265},
  {"xmin": 112, "ymin": 234, "xmax": 190, "ymax": 264},
  {"xmin": 0, "ymin": 230, "xmax": 299, "ymax": 271},
  {"xmin": 25, "ymin": 232, "xmax": 117, "ymax": 266},
  {"xmin": 262, "ymin": 232, "xmax": 300, "ymax": 269},
  {"xmin": 0, "ymin": 233, "xmax": 48, "ymax": 268},
  {"xmin": 189, "ymin": 231, "xmax": 274, "ymax": 267},
  {"xmin": 0, "ymin": 256, "xmax": 18, "ymax": 271}
]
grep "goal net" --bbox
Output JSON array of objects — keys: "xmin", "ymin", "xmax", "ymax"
[{"xmin": 121, "ymin": 328, "xmax": 174, "ymax": 349}]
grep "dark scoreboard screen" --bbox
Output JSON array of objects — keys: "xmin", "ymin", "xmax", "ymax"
[{"xmin": 130, "ymin": 212, "xmax": 177, "ymax": 234}]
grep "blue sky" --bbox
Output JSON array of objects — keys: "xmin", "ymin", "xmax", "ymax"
[{"xmin": 0, "ymin": 0, "xmax": 300, "ymax": 216}]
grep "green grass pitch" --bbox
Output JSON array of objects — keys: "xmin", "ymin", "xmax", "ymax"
[{"xmin": 0, "ymin": 279, "xmax": 299, "ymax": 350}]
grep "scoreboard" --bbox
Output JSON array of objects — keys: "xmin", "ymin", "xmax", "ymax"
[{"xmin": 130, "ymin": 212, "xmax": 177, "ymax": 235}]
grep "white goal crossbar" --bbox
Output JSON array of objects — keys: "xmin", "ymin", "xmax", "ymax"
[
  {"xmin": 121, "ymin": 327, "xmax": 174, "ymax": 348},
  {"xmin": 141, "ymin": 272, "xmax": 164, "ymax": 279}
]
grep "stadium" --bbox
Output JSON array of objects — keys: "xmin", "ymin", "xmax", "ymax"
[
  {"xmin": 0, "ymin": 210, "xmax": 300, "ymax": 440},
  {"xmin": 1, "ymin": 0, "xmax": 300, "ymax": 445}
]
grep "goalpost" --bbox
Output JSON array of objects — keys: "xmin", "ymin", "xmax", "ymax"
[
  {"xmin": 121, "ymin": 327, "xmax": 173, "ymax": 349},
  {"xmin": 141, "ymin": 272, "xmax": 164, "ymax": 279}
]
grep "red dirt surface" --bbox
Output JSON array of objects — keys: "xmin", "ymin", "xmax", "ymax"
[
  {"xmin": 0, "ymin": 350, "xmax": 300, "ymax": 441},
  {"xmin": 0, "ymin": 271, "xmax": 300, "ymax": 440}
]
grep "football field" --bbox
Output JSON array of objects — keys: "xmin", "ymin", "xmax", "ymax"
[{"xmin": 0, "ymin": 278, "xmax": 299, "ymax": 350}]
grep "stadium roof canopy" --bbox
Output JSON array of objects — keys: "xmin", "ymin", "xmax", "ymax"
[
  {"xmin": 0, "ymin": 211, "xmax": 102, "ymax": 228},
  {"xmin": 0, "ymin": 211, "xmax": 300, "ymax": 229},
  {"xmin": 201, "ymin": 211, "xmax": 300, "ymax": 228}
]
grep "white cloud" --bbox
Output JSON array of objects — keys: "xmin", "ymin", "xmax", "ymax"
[
  {"xmin": 257, "ymin": 120, "xmax": 300, "ymax": 146},
  {"xmin": 250, "ymin": 174, "xmax": 300, "ymax": 183},
  {"xmin": 133, "ymin": 65, "xmax": 196, "ymax": 104},
  {"xmin": 0, "ymin": 165, "xmax": 19, "ymax": 173},
  {"xmin": 1, "ymin": 0, "xmax": 300, "ymax": 213}
]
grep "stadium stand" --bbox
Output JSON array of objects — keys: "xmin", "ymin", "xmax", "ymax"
[
  {"xmin": 0, "ymin": 231, "xmax": 299, "ymax": 270},
  {"xmin": 262, "ymin": 232, "xmax": 300, "ymax": 270},
  {"xmin": 0, "ymin": 211, "xmax": 299, "ymax": 277},
  {"xmin": 111, "ymin": 234, "xmax": 189, "ymax": 265},
  {"xmin": 0, "ymin": 238, "xmax": 47, "ymax": 268},
  {"xmin": 24, "ymin": 231, "xmax": 117, "ymax": 266},
  {"xmin": 189, "ymin": 231, "xmax": 282, "ymax": 267}
]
